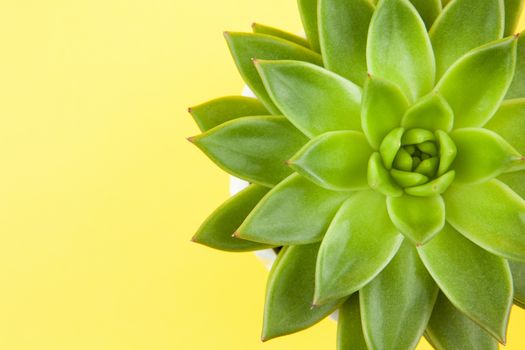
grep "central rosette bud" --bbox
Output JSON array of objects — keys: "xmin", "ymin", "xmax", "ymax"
[{"xmin": 368, "ymin": 127, "xmax": 457, "ymax": 197}]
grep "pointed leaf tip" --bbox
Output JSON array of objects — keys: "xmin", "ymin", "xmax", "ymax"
[{"xmin": 186, "ymin": 136, "xmax": 196, "ymax": 143}]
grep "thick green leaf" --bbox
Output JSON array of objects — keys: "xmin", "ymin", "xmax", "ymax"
[
  {"xmin": 436, "ymin": 36, "xmax": 518, "ymax": 128},
  {"xmin": 289, "ymin": 131, "xmax": 373, "ymax": 191},
  {"xmin": 190, "ymin": 116, "xmax": 308, "ymax": 187},
  {"xmin": 315, "ymin": 191, "xmax": 404, "ymax": 304},
  {"xmin": 368, "ymin": 152, "xmax": 404, "ymax": 197},
  {"xmin": 224, "ymin": 32, "xmax": 323, "ymax": 114},
  {"xmin": 319, "ymin": 0, "xmax": 374, "ymax": 85},
  {"xmin": 506, "ymin": 32, "xmax": 525, "ymax": 99},
  {"xmin": 401, "ymin": 93, "xmax": 454, "ymax": 132},
  {"xmin": 189, "ymin": 96, "xmax": 269, "ymax": 132},
  {"xmin": 251, "ymin": 23, "xmax": 310, "ymax": 48},
  {"xmin": 444, "ymin": 180, "xmax": 525, "ymax": 262},
  {"xmin": 509, "ymin": 260, "xmax": 525, "ymax": 307},
  {"xmin": 429, "ymin": 0, "xmax": 504, "ymax": 78},
  {"xmin": 504, "ymin": 0, "xmax": 525, "ymax": 36},
  {"xmin": 386, "ymin": 194, "xmax": 445, "ymax": 245},
  {"xmin": 404, "ymin": 171, "xmax": 456, "ymax": 197},
  {"xmin": 361, "ymin": 241, "xmax": 438, "ymax": 350},
  {"xmin": 367, "ymin": 0, "xmax": 435, "ymax": 102},
  {"xmin": 485, "ymin": 98, "xmax": 525, "ymax": 154},
  {"xmin": 192, "ymin": 185, "xmax": 272, "ymax": 252},
  {"xmin": 362, "ymin": 76, "xmax": 410, "ymax": 149},
  {"xmin": 262, "ymin": 243, "xmax": 344, "ymax": 341},
  {"xmin": 418, "ymin": 224, "xmax": 513, "ymax": 343},
  {"xmin": 409, "ymin": 0, "xmax": 442, "ymax": 29},
  {"xmin": 337, "ymin": 294, "xmax": 368, "ymax": 350},
  {"xmin": 450, "ymin": 128, "xmax": 522, "ymax": 184},
  {"xmin": 499, "ymin": 171, "xmax": 525, "ymax": 198},
  {"xmin": 297, "ymin": 0, "xmax": 320, "ymax": 52},
  {"xmin": 237, "ymin": 173, "xmax": 349, "ymax": 245},
  {"xmin": 256, "ymin": 60, "xmax": 362, "ymax": 138},
  {"xmin": 435, "ymin": 130, "xmax": 457, "ymax": 176},
  {"xmin": 425, "ymin": 293, "xmax": 499, "ymax": 350},
  {"xmin": 379, "ymin": 128, "xmax": 405, "ymax": 169}
]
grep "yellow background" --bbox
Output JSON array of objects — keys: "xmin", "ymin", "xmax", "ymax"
[{"xmin": 0, "ymin": 0, "xmax": 522, "ymax": 349}]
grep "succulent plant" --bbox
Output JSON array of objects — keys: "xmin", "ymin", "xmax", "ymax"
[{"xmin": 188, "ymin": 0, "xmax": 525, "ymax": 348}]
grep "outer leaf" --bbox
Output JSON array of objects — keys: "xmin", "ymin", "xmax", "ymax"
[
  {"xmin": 429, "ymin": 0, "xmax": 504, "ymax": 78},
  {"xmin": 386, "ymin": 195, "xmax": 445, "ymax": 245},
  {"xmin": 436, "ymin": 36, "xmax": 518, "ymax": 128},
  {"xmin": 315, "ymin": 191, "xmax": 404, "ymax": 305},
  {"xmin": 425, "ymin": 293, "xmax": 499, "ymax": 350},
  {"xmin": 444, "ymin": 180, "xmax": 525, "ymax": 262},
  {"xmin": 401, "ymin": 93, "xmax": 454, "ymax": 132},
  {"xmin": 262, "ymin": 243, "xmax": 344, "ymax": 341},
  {"xmin": 297, "ymin": 0, "xmax": 320, "ymax": 52},
  {"xmin": 361, "ymin": 241, "xmax": 438, "ymax": 350},
  {"xmin": 224, "ymin": 32, "xmax": 323, "ymax": 114},
  {"xmin": 367, "ymin": 0, "xmax": 435, "ymax": 102},
  {"xmin": 237, "ymin": 173, "xmax": 349, "ymax": 245},
  {"xmin": 506, "ymin": 32, "xmax": 525, "ymax": 99},
  {"xmin": 509, "ymin": 260, "xmax": 525, "ymax": 307},
  {"xmin": 190, "ymin": 116, "xmax": 308, "ymax": 187},
  {"xmin": 504, "ymin": 0, "xmax": 525, "ymax": 36},
  {"xmin": 337, "ymin": 294, "xmax": 368, "ymax": 350},
  {"xmin": 485, "ymin": 98, "xmax": 525, "ymax": 154},
  {"xmin": 418, "ymin": 224, "xmax": 513, "ymax": 343},
  {"xmin": 189, "ymin": 96, "xmax": 269, "ymax": 132},
  {"xmin": 319, "ymin": 0, "xmax": 374, "ymax": 85},
  {"xmin": 289, "ymin": 131, "xmax": 373, "ymax": 191},
  {"xmin": 192, "ymin": 185, "xmax": 272, "ymax": 252},
  {"xmin": 449, "ymin": 128, "xmax": 522, "ymax": 184},
  {"xmin": 499, "ymin": 171, "xmax": 525, "ymax": 198},
  {"xmin": 256, "ymin": 60, "xmax": 362, "ymax": 138},
  {"xmin": 251, "ymin": 23, "xmax": 310, "ymax": 48},
  {"xmin": 362, "ymin": 76, "xmax": 410, "ymax": 149},
  {"xmin": 409, "ymin": 0, "xmax": 442, "ymax": 29}
]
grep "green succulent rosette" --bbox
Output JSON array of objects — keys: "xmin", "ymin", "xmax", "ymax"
[{"xmin": 188, "ymin": 0, "xmax": 525, "ymax": 348}]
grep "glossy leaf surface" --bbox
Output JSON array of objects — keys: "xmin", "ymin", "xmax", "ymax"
[
  {"xmin": 450, "ymin": 128, "xmax": 521, "ymax": 184},
  {"xmin": 189, "ymin": 96, "xmax": 269, "ymax": 132},
  {"xmin": 506, "ymin": 33, "xmax": 525, "ymax": 99},
  {"xmin": 436, "ymin": 36, "xmax": 517, "ymax": 128},
  {"xmin": 386, "ymin": 194, "xmax": 445, "ymax": 245},
  {"xmin": 367, "ymin": 0, "xmax": 435, "ymax": 102},
  {"xmin": 298, "ymin": 0, "xmax": 320, "ymax": 51},
  {"xmin": 190, "ymin": 116, "xmax": 307, "ymax": 187},
  {"xmin": 319, "ymin": 0, "xmax": 374, "ymax": 85},
  {"xmin": 401, "ymin": 93, "xmax": 453, "ymax": 132},
  {"xmin": 289, "ymin": 131, "xmax": 373, "ymax": 191},
  {"xmin": 362, "ymin": 77, "xmax": 409, "ymax": 149},
  {"xmin": 252, "ymin": 23, "xmax": 310, "ymax": 48},
  {"xmin": 444, "ymin": 180, "xmax": 525, "ymax": 262},
  {"xmin": 418, "ymin": 224, "xmax": 512, "ymax": 342},
  {"xmin": 426, "ymin": 293, "xmax": 499, "ymax": 350},
  {"xmin": 262, "ymin": 243, "xmax": 343, "ymax": 341},
  {"xmin": 225, "ymin": 32, "xmax": 322, "ymax": 114},
  {"xmin": 337, "ymin": 294, "xmax": 368, "ymax": 350},
  {"xmin": 315, "ymin": 191, "xmax": 403, "ymax": 304},
  {"xmin": 237, "ymin": 174, "xmax": 349, "ymax": 245},
  {"xmin": 485, "ymin": 98, "xmax": 525, "ymax": 154},
  {"xmin": 193, "ymin": 185, "xmax": 271, "ymax": 251},
  {"xmin": 256, "ymin": 60, "xmax": 362, "ymax": 138},
  {"xmin": 361, "ymin": 241, "xmax": 438, "ymax": 350},
  {"xmin": 429, "ymin": 0, "xmax": 504, "ymax": 78}
]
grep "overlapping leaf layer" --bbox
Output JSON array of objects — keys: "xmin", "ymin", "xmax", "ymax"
[{"xmin": 189, "ymin": 0, "xmax": 525, "ymax": 349}]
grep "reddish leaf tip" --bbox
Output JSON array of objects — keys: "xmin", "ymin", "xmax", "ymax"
[
  {"xmin": 187, "ymin": 107, "xmax": 193, "ymax": 114},
  {"xmin": 514, "ymin": 32, "xmax": 521, "ymax": 39},
  {"xmin": 186, "ymin": 136, "xmax": 196, "ymax": 143},
  {"xmin": 232, "ymin": 231, "xmax": 241, "ymax": 238},
  {"xmin": 190, "ymin": 236, "xmax": 198, "ymax": 243},
  {"xmin": 223, "ymin": 31, "xmax": 230, "ymax": 38},
  {"xmin": 251, "ymin": 22, "xmax": 257, "ymax": 29}
]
